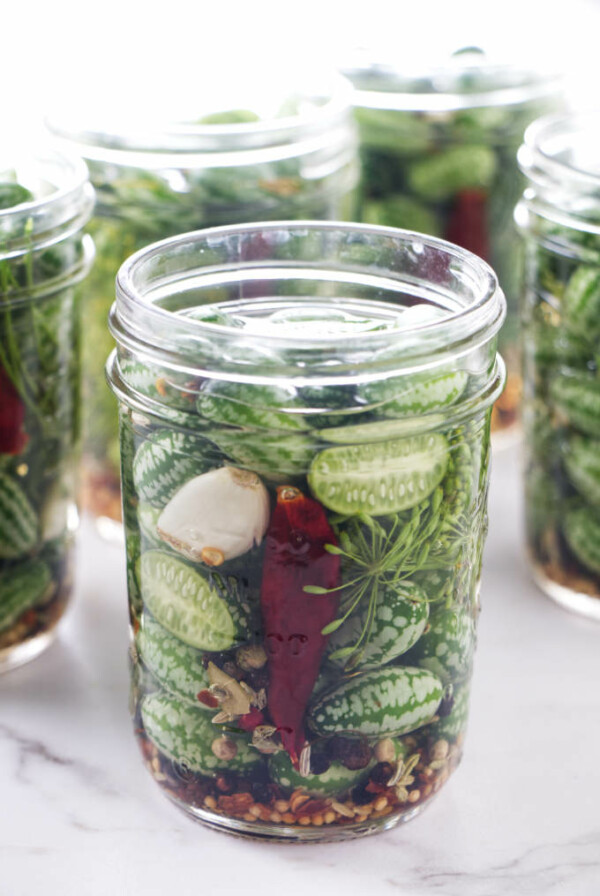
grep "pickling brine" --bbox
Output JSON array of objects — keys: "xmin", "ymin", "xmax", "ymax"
[{"xmin": 107, "ymin": 222, "xmax": 505, "ymax": 840}]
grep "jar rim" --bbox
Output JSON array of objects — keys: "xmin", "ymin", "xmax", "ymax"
[
  {"xmin": 45, "ymin": 73, "xmax": 355, "ymax": 164},
  {"xmin": 0, "ymin": 148, "xmax": 91, "ymax": 222},
  {"xmin": 112, "ymin": 220, "xmax": 505, "ymax": 384},
  {"xmin": 342, "ymin": 55, "xmax": 561, "ymax": 112},
  {"xmin": 519, "ymin": 112, "xmax": 600, "ymax": 191}
]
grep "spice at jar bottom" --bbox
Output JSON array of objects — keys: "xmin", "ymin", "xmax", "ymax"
[{"xmin": 108, "ymin": 222, "xmax": 505, "ymax": 840}]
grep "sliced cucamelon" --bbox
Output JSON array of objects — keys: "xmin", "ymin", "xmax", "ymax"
[
  {"xmin": 403, "ymin": 607, "xmax": 476, "ymax": 685},
  {"xmin": 563, "ymin": 505, "xmax": 600, "ymax": 575},
  {"xmin": 141, "ymin": 691, "xmax": 262, "ymax": 774},
  {"xmin": 137, "ymin": 502, "xmax": 163, "ymax": 547},
  {"xmin": 563, "ymin": 434, "xmax": 600, "ymax": 506},
  {"xmin": 268, "ymin": 752, "xmax": 373, "ymax": 798},
  {"xmin": 132, "ymin": 430, "xmax": 216, "ymax": 507},
  {"xmin": 139, "ymin": 551, "xmax": 238, "ymax": 651},
  {"xmin": 549, "ymin": 372, "xmax": 600, "ymax": 438},
  {"xmin": 308, "ymin": 433, "xmax": 449, "ymax": 515},
  {"xmin": 308, "ymin": 666, "xmax": 443, "ymax": 738},
  {"xmin": 0, "ymin": 559, "xmax": 52, "ymax": 633},
  {"xmin": 315, "ymin": 414, "xmax": 446, "ymax": 445},
  {"xmin": 137, "ymin": 613, "xmax": 211, "ymax": 707},
  {"xmin": 328, "ymin": 580, "xmax": 430, "ymax": 670},
  {"xmin": 0, "ymin": 473, "xmax": 38, "ymax": 559}
]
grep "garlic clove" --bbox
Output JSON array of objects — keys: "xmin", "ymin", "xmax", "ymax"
[{"xmin": 157, "ymin": 466, "xmax": 270, "ymax": 564}]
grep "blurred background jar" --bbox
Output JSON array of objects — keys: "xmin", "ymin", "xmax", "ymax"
[
  {"xmin": 517, "ymin": 113, "xmax": 600, "ymax": 621},
  {"xmin": 341, "ymin": 47, "xmax": 562, "ymax": 441},
  {"xmin": 0, "ymin": 149, "xmax": 94, "ymax": 670},
  {"xmin": 47, "ymin": 70, "xmax": 359, "ymax": 537}
]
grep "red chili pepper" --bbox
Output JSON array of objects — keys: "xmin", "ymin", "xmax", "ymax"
[
  {"xmin": 0, "ymin": 363, "xmax": 27, "ymax": 455},
  {"xmin": 445, "ymin": 188, "xmax": 489, "ymax": 261},
  {"xmin": 260, "ymin": 485, "xmax": 340, "ymax": 769}
]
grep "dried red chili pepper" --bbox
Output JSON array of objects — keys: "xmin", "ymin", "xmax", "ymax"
[
  {"xmin": 445, "ymin": 188, "xmax": 489, "ymax": 261},
  {"xmin": 0, "ymin": 363, "xmax": 28, "ymax": 455},
  {"xmin": 260, "ymin": 485, "xmax": 339, "ymax": 769}
]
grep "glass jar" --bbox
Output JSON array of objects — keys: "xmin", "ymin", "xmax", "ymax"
[
  {"xmin": 47, "ymin": 73, "xmax": 359, "ymax": 535},
  {"xmin": 342, "ymin": 48, "xmax": 561, "ymax": 440},
  {"xmin": 0, "ymin": 149, "xmax": 94, "ymax": 671},
  {"xmin": 517, "ymin": 113, "xmax": 600, "ymax": 620},
  {"xmin": 107, "ymin": 221, "xmax": 505, "ymax": 841}
]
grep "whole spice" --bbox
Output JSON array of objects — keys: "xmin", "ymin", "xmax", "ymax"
[{"xmin": 260, "ymin": 485, "xmax": 340, "ymax": 768}]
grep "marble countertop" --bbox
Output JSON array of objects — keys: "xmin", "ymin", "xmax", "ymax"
[{"xmin": 2, "ymin": 444, "xmax": 599, "ymax": 896}]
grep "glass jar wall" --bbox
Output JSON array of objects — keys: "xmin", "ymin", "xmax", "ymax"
[
  {"xmin": 107, "ymin": 221, "xmax": 505, "ymax": 841},
  {"xmin": 47, "ymin": 72, "xmax": 359, "ymax": 533},
  {"xmin": 0, "ymin": 150, "xmax": 94, "ymax": 670},
  {"xmin": 343, "ymin": 48, "xmax": 561, "ymax": 440},
  {"xmin": 517, "ymin": 114, "xmax": 600, "ymax": 620}
]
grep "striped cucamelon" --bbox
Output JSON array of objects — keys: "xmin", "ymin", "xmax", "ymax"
[
  {"xmin": 137, "ymin": 613, "xmax": 211, "ymax": 707},
  {"xmin": 563, "ymin": 505, "xmax": 600, "ymax": 575},
  {"xmin": 141, "ymin": 691, "xmax": 262, "ymax": 774},
  {"xmin": 549, "ymin": 372, "xmax": 600, "ymax": 438},
  {"xmin": 358, "ymin": 369, "xmax": 468, "ymax": 418},
  {"xmin": 563, "ymin": 434, "xmax": 600, "ymax": 506},
  {"xmin": 207, "ymin": 428, "xmax": 314, "ymax": 479},
  {"xmin": 327, "ymin": 581, "xmax": 430, "ymax": 670},
  {"xmin": 308, "ymin": 666, "xmax": 443, "ymax": 738},
  {"xmin": 407, "ymin": 145, "xmax": 497, "ymax": 201},
  {"xmin": 197, "ymin": 381, "xmax": 308, "ymax": 432},
  {"xmin": 404, "ymin": 607, "xmax": 476, "ymax": 685},
  {"xmin": 0, "ymin": 473, "xmax": 38, "ymax": 559},
  {"xmin": 308, "ymin": 434, "xmax": 449, "ymax": 515},
  {"xmin": 562, "ymin": 266, "xmax": 600, "ymax": 339},
  {"xmin": 425, "ymin": 682, "xmax": 471, "ymax": 743},
  {"xmin": 0, "ymin": 559, "xmax": 52, "ymax": 633},
  {"xmin": 132, "ymin": 430, "xmax": 216, "ymax": 507},
  {"xmin": 268, "ymin": 752, "xmax": 373, "ymax": 798}
]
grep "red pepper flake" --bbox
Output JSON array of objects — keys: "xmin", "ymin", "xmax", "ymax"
[
  {"xmin": 197, "ymin": 689, "xmax": 219, "ymax": 708},
  {"xmin": 238, "ymin": 708, "xmax": 264, "ymax": 731}
]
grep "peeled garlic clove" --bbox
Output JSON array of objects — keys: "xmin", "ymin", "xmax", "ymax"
[{"xmin": 157, "ymin": 466, "xmax": 270, "ymax": 563}]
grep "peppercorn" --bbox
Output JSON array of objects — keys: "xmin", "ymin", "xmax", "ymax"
[
  {"xmin": 250, "ymin": 781, "xmax": 273, "ymax": 804},
  {"xmin": 309, "ymin": 752, "xmax": 331, "ymax": 775},
  {"xmin": 370, "ymin": 761, "xmax": 395, "ymax": 786},
  {"xmin": 351, "ymin": 781, "xmax": 374, "ymax": 806}
]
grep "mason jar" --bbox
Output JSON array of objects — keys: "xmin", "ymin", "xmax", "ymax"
[
  {"xmin": 342, "ymin": 48, "xmax": 561, "ymax": 439},
  {"xmin": 106, "ymin": 221, "xmax": 504, "ymax": 841},
  {"xmin": 517, "ymin": 113, "xmax": 600, "ymax": 621},
  {"xmin": 0, "ymin": 149, "xmax": 94, "ymax": 671},
  {"xmin": 47, "ymin": 73, "xmax": 359, "ymax": 534}
]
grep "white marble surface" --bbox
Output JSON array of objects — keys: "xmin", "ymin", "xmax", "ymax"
[{"xmin": 1, "ymin": 444, "xmax": 600, "ymax": 896}]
